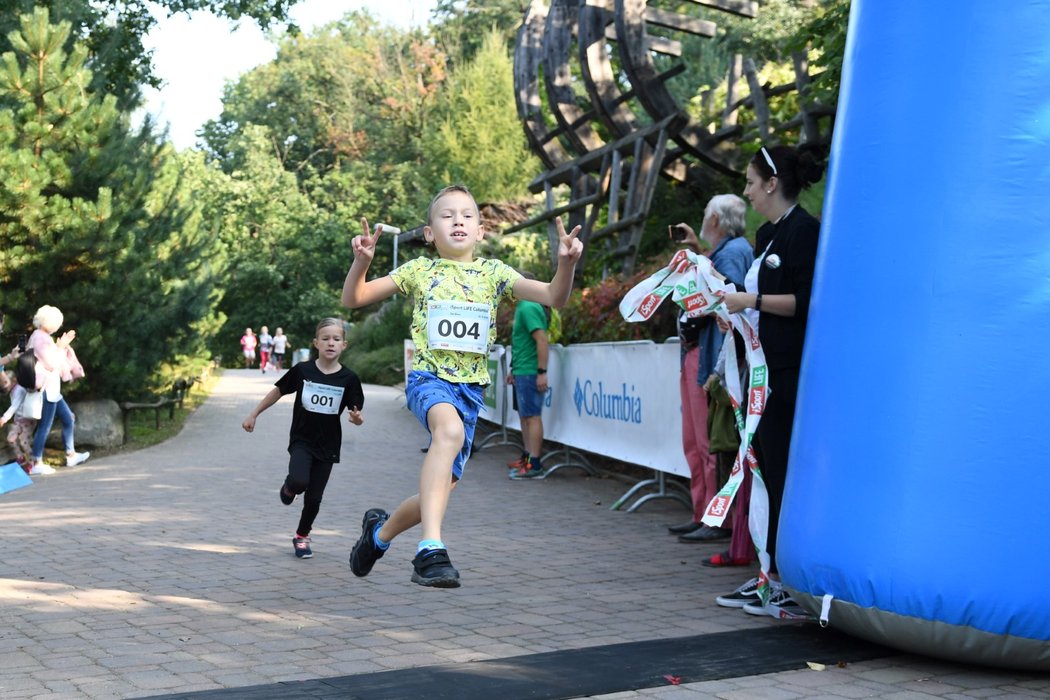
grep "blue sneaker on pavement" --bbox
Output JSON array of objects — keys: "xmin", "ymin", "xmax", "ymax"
[{"xmin": 292, "ymin": 535, "xmax": 312, "ymax": 559}]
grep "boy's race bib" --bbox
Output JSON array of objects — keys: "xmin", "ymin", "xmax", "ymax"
[
  {"xmin": 426, "ymin": 301, "xmax": 491, "ymax": 354},
  {"xmin": 301, "ymin": 380, "xmax": 344, "ymax": 415}
]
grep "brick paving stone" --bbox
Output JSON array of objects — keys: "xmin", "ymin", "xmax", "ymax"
[
  {"xmin": 720, "ymin": 686, "xmax": 805, "ymax": 700},
  {"xmin": 2, "ymin": 371, "xmax": 1047, "ymax": 699}
]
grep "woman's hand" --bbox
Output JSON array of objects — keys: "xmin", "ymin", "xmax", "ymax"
[
  {"xmin": 722, "ymin": 292, "xmax": 756, "ymax": 314},
  {"xmin": 56, "ymin": 330, "xmax": 76, "ymax": 349}
]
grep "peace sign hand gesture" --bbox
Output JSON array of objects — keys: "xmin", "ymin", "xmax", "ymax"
[
  {"xmin": 555, "ymin": 217, "xmax": 583, "ymax": 266},
  {"xmin": 351, "ymin": 218, "xmax": 383, "ymax": 264}
]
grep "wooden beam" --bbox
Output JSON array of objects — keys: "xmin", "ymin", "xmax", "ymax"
[
  {"xmin": 679, "ymin": 0, "xmax": 758, "ymax": 19},
  {"xmin": 502, "ymin": 191, "xmax": 606, "ymax": 234},
  {"xmin": 603, "ymin": 24, "xmax": 683, "ymax": 56},
  {"xmin": 642, "ymin": 7, "xmax": 717, "ymax": 38},
  {"xmin": 526, "ymin": 112, "xmax": 683, "ymax": 192}
]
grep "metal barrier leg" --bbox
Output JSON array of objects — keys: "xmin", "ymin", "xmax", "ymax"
[
  {"xmin": 611, "ymin": 469, "xmax": 693, "ymax": 512},
  {"xmin": 542, "ymin": 444, "xmax": 597, "ymax": 477},
  {"xmin": 473, "ymin": 423, "xmax": 523, "ymax": 451}
]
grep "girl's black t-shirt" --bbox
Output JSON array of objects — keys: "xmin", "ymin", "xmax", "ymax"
[{"xmin": 275, "ymin": 360, "xmax": 364, "ymax": 463}]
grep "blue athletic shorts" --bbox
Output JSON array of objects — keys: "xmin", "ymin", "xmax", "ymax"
[
  {"xmin": 405, "ymin": 370, "xmax": 484, "ymax": 480},
  {"xmin": 513, "ymin": 375, "xmax": 544, "ymax": 418}
]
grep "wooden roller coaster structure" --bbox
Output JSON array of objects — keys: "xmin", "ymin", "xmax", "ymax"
[{"xmin": 508, "ymin": 0, "xmax": 835, "ymax": 275}]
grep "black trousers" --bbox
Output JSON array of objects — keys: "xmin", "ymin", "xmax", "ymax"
[
  {"xmin": 752, "ymin": 365, "xmax": 799, "ymax": 573},
  {"xmin": 285, "ymin": 445, "xmax": 334, "ymax": 537}
]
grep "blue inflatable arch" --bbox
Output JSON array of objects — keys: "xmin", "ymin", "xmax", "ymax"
[{"xmin": 779, "ymin": 0, "xmax": 1050, "ymax": 670}]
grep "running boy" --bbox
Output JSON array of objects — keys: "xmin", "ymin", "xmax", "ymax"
[
  {"xmin": 341, "ymin": 184, "xmax": 582, "ymax": 588},
  {"xmin": 242, "ymin": 318, "xmax": 365, "ymax": 559}
]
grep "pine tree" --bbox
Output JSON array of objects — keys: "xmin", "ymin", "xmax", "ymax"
[{"xmin": 0, "ymin": 8, "xmax": 224, "ymax": 399}]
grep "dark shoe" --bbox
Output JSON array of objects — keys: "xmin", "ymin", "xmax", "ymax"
[
  {"xmin": 715, "ymin": 576, "xmax": 762, "ymax": 608},
  {"xmin": 667, "ymin": 520, "xmax": 701, "ymax": 535},
  {"xmin": 508, "ymin": 465, "xmax": 544, "ymax": 480},
  {"xmin": 292, "ymin": 535, "xmax": 313, "ymax": 559},
  {"xmin": 678, "ymin": 525, "xmax": 732, "ymax": 543},
  {"xmin": 411, "ymin": 548, "xmax": 461, "ymax": 588},
  {"xmin": 702, "ymin": 551, "xmax": 752, "ymax": 567},
  {"xmin": 507, "ymin": 456, "xmax": 528, "ymax": 469},
  {"xmin": 743, "ymin": 586, "xmax": 813, "ymax": 620},
  {"xmin": 279, "ymin": 484, "xmax": 295, "ymax": 505},
  {"xmin": 349, "ymin": 508, "xmax": 389, "ymax": 577}
]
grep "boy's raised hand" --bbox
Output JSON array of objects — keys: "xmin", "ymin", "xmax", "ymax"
[
  {"xmin": 555, "ymin": 217, "xmax": 584, "ymax": 265},
  {"xmin": 351, "ymin": 218, "xmax": 384, "ymax": 263}
]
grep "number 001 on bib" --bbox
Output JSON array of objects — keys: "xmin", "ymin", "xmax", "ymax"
[
  {"xmin": 301, "ymin": 380, "xmax": 344, "ymax": 415},
  {"xmin": 426, "ymin": 301, "xmax": 490, "ymax": 354}
]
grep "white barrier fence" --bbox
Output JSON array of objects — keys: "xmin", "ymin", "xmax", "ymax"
[{"xmin": 404, "ymin": 339, "xmax": 693, "ymax": 512}]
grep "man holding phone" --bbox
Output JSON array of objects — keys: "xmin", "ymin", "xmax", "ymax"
[{"xmin": 666, "ymin": 195, "xmax": 754, "ymax": 546}]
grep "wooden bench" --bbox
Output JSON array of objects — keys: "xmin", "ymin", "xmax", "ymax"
[{"xmin": 119, "ymin": 377, "xmax": 196, "ymax": 443}]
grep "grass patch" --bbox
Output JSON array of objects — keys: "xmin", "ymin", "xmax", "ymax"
[{"xmin": 45, "ymin": 371, "xmax": 222, "ymax": 464}]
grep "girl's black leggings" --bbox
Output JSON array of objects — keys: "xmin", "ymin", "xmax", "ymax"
[{"xmin": 285, "ymin": 445, "xmax": 334, "ymax": 537}]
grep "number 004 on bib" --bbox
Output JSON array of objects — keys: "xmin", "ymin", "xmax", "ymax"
[{"xmin": 426, "ymin": 301, "xmax": 491, "ymax": 354}]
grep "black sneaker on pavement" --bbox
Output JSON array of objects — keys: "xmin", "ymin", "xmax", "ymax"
[
  {"xmin": 349, "ymin": 508, "xmax": 389, "ymax": 577},
  {"xmin": 411, "ymin": 548, "xmax": 461, "ymax": 588},
  {"xmin": 743, "ymin": 586, "xmax": 813, "ymax": 620},
  {"xmin": 715, "ymin": 576, "xmax": 762, "ymax": 608},
  {"xmin": 292, "ymin": 535, "xmax": 313, "ymax": 558},
  {"xmin": 279, "ymin": 484, "xmax": 295, "ymax": 505}
]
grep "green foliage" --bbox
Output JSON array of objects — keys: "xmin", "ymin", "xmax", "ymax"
[
  {"xmin": 559, "ymin": 264, "xmax": 677, "ymax": 345},
  {"xmin": 0, "ymin": 0, "xmax": 297, "ymax": 111},
  {"xmin": 346, "ymin": 296, "xmax": 411, "ymax": 352},
  {"xmin": 346, "ymin": 344, "xmax": 404, "ymax": 386},
  {"xmin": 188, "ymin": 124, "xmax": 350, "ymax": 365},
  {"xmin": 0, "ymin": 8, "xmax": 223, "ymax": 400},
  {"xmin": 344, "ymin": 296, "xmax": 411, "ymax": 384},
  {"xmin": 430, "ymin": 0, "xmax": 529, "ymax": 61},
  {"xmin": 425, "ymin": 29, "xmax": 540, "ymax": 204},
  {"xmin": 788, "ymin": 0, "xmax": 851, "ymax": 109}
]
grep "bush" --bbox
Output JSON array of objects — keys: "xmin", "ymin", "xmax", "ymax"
[
  {"xmin": 559, "ymin": 266, "xmax": 677, "ymax": 345},
  {"xmin": 348, "ymin": 344, "xmax": 405, "ymax": 386}
]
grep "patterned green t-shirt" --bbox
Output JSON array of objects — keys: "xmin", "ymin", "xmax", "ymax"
[{"xmin": 390, "ymin": 256, "xmax": 521, "ymax": 383}]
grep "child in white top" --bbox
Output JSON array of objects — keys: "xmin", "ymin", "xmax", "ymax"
[{"xmin": 1, "ymin": 376, "xmax": 41, "ymax": 474}]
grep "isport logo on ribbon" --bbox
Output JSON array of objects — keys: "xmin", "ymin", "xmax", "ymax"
[
  {"xmin": 748, "ymin": 365, "xmax": 767, "ymax": 416},
  {"xmin": 637, "ymin": 286, "xmax": 672, "ymax": 320},
  {"xmin": 572, "ymin": 378, "xmax": 643, "ymax": 424}
]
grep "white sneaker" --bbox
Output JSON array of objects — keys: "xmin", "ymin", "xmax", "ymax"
[
  {"xmin": 66, "ymin": 451, "xmax": 90, "ymax": 467},
  {"xmin": 30, "ymin": 462, "xmax": 56, "ymax": 475}
]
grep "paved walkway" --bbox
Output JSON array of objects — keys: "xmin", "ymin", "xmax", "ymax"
[{"xmin": 1, "ymin": 370, "xmax": 1046, "ymax": 699}]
